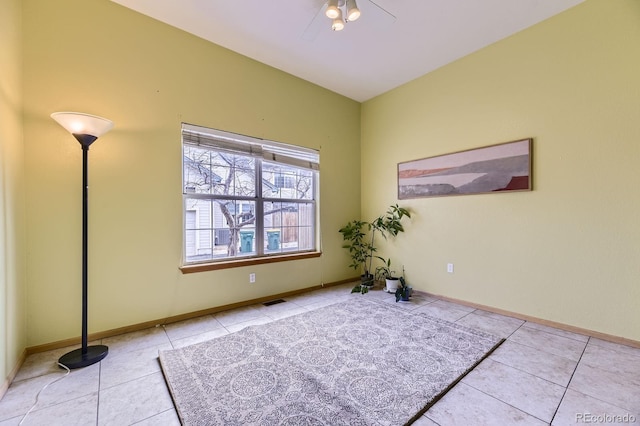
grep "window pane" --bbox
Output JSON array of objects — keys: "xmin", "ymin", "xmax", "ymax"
[
  {"xmin": 262, "ymin": 162, "xmax": 313, "ymax": 200},
  {"xmin": 215, "ymin": 200, "xmax": 256, "ymax": 257},
  {"xmin": 184, "ymin": 146, "xmax": 216, "ymax": 194},
  {"xmin": 184, "ymin": 198, "xmax": 214, "ymax": 262},
  {"xmin": 183, "ymin": 148, "xmax": 257, "ymax": 196},
  {"xmin": 210, "ymin": 152, "xmax": 256, "ymax": 197},
  {"xmin": 185, "ymin": 198, "xmax": 257, "ymax": 262},
  {"xmin": 263, "ymin": 201, "xmax": 314, "ymax": 253}
]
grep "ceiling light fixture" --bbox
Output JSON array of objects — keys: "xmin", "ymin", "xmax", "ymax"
[
  {"xmin": 332, "ymin": 9, "xmax": 345, "ymax": 31},
  {"xmin": 326, "ymin": 0, "xmax": 340, "ymax": 19},
  {"xmin": 346, "ymin": 0, "xmax": 361, "ymax": 22},
  {"xmin": 326, "ymin": 0, "xmax": 360, "ymax": 31}
]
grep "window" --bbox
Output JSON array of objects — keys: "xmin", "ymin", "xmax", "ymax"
[{"xmin": 182, "ymin": 124, "xmax": 319, "ymax": 265}]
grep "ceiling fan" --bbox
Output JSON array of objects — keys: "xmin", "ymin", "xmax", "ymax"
[{"xmin": 302, "ymin": 0, "xmax": 396, "ymax": 40}]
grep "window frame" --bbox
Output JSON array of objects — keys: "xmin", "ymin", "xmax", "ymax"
[{"xmin": 180, "ymin": 124, "xmax": 320, "ymax": 271}]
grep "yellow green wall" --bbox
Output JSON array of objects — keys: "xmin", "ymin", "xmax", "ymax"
[
  {"xmin": 22, "ymin": 0, "xmax": 360, "ymax": 347},
  {"xmin": 11, "ymin": 0, "xmax": 640, "ymax": 356},
  {"xmin": 362, "ymin": 0, "xmax": 640, "ymax": 341},
  {"xmin": 0, "ymin": 0, "xmax": 27, "ymax": 391}
]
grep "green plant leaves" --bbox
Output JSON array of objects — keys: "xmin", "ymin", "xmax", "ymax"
[{"xmin": 339, "ymin": 204, "xmax": 411, "ymax": 277}]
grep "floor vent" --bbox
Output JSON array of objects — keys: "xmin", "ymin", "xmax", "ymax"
[{"xmin": 263, "ymin": 299, "xmax": 286, "ymax": 306}]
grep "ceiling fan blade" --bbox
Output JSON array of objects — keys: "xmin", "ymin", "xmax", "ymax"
[
  {"xmin": 302, "ymin": 3, "xmax": 329, "ymax": 41},
  {"xmin": 363, "ymin": 0, "xmax": 396, "ymax": 28}
]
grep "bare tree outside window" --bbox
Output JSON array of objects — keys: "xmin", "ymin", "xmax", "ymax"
[{"xmin": 182, "ymin": 134, "xmax": 317, "ymax": 264}]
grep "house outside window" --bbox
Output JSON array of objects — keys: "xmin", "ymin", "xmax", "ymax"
[{"xmin": 182, "ymin": 124, "xmax": 319, "ymax": 265}]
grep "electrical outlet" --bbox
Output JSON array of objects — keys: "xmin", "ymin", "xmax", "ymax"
[
  {"xmin": 447, "ymin": 263, "xmax": 454, "ymax": 273},
  {"xmin": 249, "ymin": 273, "xmax": 256, "ymax": 283}
]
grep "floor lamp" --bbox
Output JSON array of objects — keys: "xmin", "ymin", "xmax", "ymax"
[{"xmin": 51, "ymin": 112, "xmax": 114, "ymax": 369}]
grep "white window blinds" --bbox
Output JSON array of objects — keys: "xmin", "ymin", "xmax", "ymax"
[{"xmin": 182, "ymin": 123, "xmax": 319, "ymax": 170}]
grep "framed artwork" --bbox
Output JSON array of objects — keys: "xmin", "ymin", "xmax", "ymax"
[{"xmin": 398, "ymin": 138, "xmax": 532, "ymax": 199}]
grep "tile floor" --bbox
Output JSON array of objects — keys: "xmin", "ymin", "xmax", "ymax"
[{"xmin": 1, "ymin": 283, "xmax": 638, "ymax": 425}]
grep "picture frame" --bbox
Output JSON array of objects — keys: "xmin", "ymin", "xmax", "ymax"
[{"xmin": 398, "ymin": 138, "xmax": 532, "ymax": 199}]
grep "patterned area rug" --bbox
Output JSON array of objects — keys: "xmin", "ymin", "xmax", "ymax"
[{"xmin": 159, "ymin": 298, "xmax": 504, "ymax": 425}]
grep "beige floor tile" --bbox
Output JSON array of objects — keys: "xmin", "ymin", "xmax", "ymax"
[
  {"xmin": 569, "ymin": 362, "xmax": 640, "ymax": 413},
  {"xmin": 456, "ymin": 312, "xmax": 523, "ymax": 338},
  {"xmin": 169, "ymin": 327, "xmax": 229, "ymax": 349},
  {"xmin": 431, "ymin": 299, "xmax": 476, "ymax": 313},
  {"xmin": 462, "ymin": 359, "xmax": 566, "ymax": 423},
  {"xmin": 0, "ymin": 364, "xmax": 98, "ymax": 422},
  {"xmin": 580, "ymin": 342, "xmax": 640, "ymax": 379},
  {"xmin": 214, "ymin": 305, "xmax": 268, "ymax": 326},
  {"xmin": 509, "ymin": 326, "xmax": 587, "ymax": 361},
  {"xmin": 34, "ymin": 364, "xmax": 100, "ymax": 410},
  {"xmin": 100, "ymin": 342, "xmax": 172, "ymax": 389},
  {"xmin": 256, "ymin": 302, "xmax": 309, "ymax": 320},
  {"xmin": 411, "ymin": 414, "xmax": 439, "ymax": 425},
  {"xmin": 133, "ymin": 408, "xmax": 181, "ymax": 425},
  {"xmin": 471, "ymin": 309, "xmax": 526, "ymax": 328},
  {"xmin": 523, "ymin": 321, "xmax": 589, "ymax": 343},
  {"xmin": 224, "ymin": 316, "xmax": 273, "ymax": 333},
  {"xmin": 0, "ymin": 374, "xmax": 64, "ymax": 422},
  {"xmin": 489, "ymin": 340, "xmax": 578, "ymax": 386},
  {"xmin": 162, "ymin": 315, "xmax": 223, "ymax": 341},
  {"xmin": 284, "ymin": 291, "xmax": 331, "ymax": 306},
  {"xmin": 588, "ymin": 338, "xmax": 640, "ymax": 357},
  {"xmin": 425, "ymin": 382, "xmax": 548, "ymax": 425},
  {"xmin": 266, "ymin": 306, "xmax": 310, "ymax": 320},
  {"xmin": 13, "ymin": 341, "xmax": 103, "ymax": 383},
  {"xmin": 0, "ymin": 415, "xmax": 21, "ymax": 425},
  {"xmin": 101, "ymin": 327, "xmax": 170, "ymax": 356},
  {"xmin": 97, "ymin": 372, "xmax": 173, "ymax": 426},
  {"xmin": 13, "ymin": 346, "xmax": 79, "ymax": 382},
  {"xmin": 552, "ymin": 389, "xmax": 639, "ymax": 426},
  {"xmin": 16, "ymin": 392, "xmax": 98, "ymax": 426}
]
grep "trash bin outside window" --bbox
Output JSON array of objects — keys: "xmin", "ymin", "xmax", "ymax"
[
  {"xmin": 239, "ymin": 230, "xmax": 254, "ymax": 252},
  {"xmin": 267, "ymin": 230, "xmax": 281, "ymax": 250}
]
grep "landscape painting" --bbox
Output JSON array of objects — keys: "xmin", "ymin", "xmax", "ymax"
[{"xmin": 398, "ymin": 138, "xmax": 532, "ymax": 199}]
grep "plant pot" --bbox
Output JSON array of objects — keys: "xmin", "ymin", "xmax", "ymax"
[
  {"xmin": 361, "ymin": 273, "xmax": 374, "ymax": 287},
  {"xmin": 395, "ymin": 286, "xmax": 412, "ymax": 302},
  {"xmin": 400, "ymin": 287, "xmax": 413, "ymax": 301},
  {"xmin": 385, "ymin": 277, "xmax": 400, "ymax": 293}
]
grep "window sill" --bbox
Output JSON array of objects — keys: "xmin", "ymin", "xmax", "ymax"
[{"xmin": 179, "ymin": 251, "xmax": 322, "ymax": 274}]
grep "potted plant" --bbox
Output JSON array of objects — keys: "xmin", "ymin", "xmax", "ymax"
[
  {"xmin": 375, "ymin": 258, "xmax": 400, "ymax": 293},
  {"xmin": 339, "ymin": 220, "xmax": 377, "ymax": 291},
  {"xmin": 340, "ymin": 204, "xmax": 411, "ymax": 295},
  {"xmin": 371, "ymin": 204, "xmax": 410, "ymax": 295},
  {"xmin": 395, "ymin": 275, "xmax": 413, "ymax": 302}
]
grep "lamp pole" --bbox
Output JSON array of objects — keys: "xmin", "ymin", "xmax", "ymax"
[
  {"xmin": 51, "ymin": 112, "xmax": 113, "ymax": 369},
  {"xmin": 80, "ymin": 139, "xmax": 92, "ymax": 355}
]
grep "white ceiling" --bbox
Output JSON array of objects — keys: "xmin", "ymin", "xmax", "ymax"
[{"xmin": 110, "ymin": 0, "xmax": 584, "ymax": 102}]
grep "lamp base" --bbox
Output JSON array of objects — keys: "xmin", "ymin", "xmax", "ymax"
[{"xmin": 58, "ymin": 345, "xmax": 108, "ymax": 369}]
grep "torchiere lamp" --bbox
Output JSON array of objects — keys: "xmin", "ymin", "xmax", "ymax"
[{"xmin": 51, "ymin": 112, "xmax": 114, "ymax": 369}]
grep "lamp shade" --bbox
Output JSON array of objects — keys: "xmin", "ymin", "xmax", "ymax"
[
  {"xmin": 51, "ymin": 112, "xmax": 114, "ymax": 139},
  {"xmin": 326, "ymin": 0, "xmax": 340, "ymax": 19},
  {"xmin": 332, "ymin": 9, "xmax": 345, "ymax": 31},
  {"xmin": 346, "ymin": 0, "xmax": 360, "ymax": 21}
]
